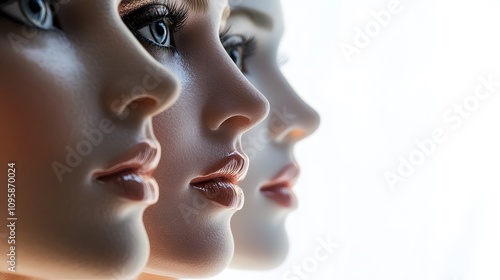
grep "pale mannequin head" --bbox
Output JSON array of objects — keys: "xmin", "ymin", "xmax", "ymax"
[
  {"xmin": 0, "ymin": 0, "xmax": 179, "ymax": 279},
  {"xmin": 130, "ymin": 0, "xmax": 270, "ymax": 279},
  {"xmin": 225, "ymin": 0, "xmax": 321, "ymax": 269}
]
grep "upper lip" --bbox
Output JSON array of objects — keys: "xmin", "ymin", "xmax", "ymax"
[
  {"xmin": 260, "ymin": 163, "xmax": 300, "ymax": 190},
  {"xmin": 94, "ymin": 140, "xmax": 160, "ymax": 180},
  {"xmin": 191, "ymin": 151, "xmax": 248, "ymax": 185}
]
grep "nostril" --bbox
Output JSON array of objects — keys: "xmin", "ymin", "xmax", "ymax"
[
  {"xmin": 270, "ymin": 106, "xmax": 321, "ymax": 143},
  {"xmin": 115, "ymin": 96, "xmax": 161, "ymax": 120},
  {"xmin": 213, "ymin": 115, "xmax": 252, "ymax": 132},
  {"xmin": 275, "ymin": 127, "xmax": 306, "ymax": 143},
  {"xmin": 288, "ymin": 129, "xmax": 307, "ymax": 141},
  {"xmin": 128, "ymin": 97, "xmax": 157, "ymax": 111}
]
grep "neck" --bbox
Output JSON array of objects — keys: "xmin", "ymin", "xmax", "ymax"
[{"xmin": 138, "ymin": 273, "xmax": 177, "ymax": 280}]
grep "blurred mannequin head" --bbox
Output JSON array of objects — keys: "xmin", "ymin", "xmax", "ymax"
[{"xmin": 225, "ymin": 0, "xmax": 321, "ymax": 269}]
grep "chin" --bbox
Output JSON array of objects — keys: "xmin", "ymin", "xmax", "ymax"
[
  {"xmin": 144, "ymin": 193, "xmax": 237, "ymax": 278},
  {"xmin": 11, "ymin": 206, "xmax": 150, "ymax": 278},
  {"xmin": 231, "ymin": 209, "xmax": 291, "ymax": 270},
  {"xmin": 231, "ymin": 235, "xmax": 290, "ymax": 270},
  {"xmin": 147, "ymin": 239, "xmax": 233, "ymax": 278},
  {"xmin": 12, "ymin": 176, "xmax": 151, "ymax": 279}
]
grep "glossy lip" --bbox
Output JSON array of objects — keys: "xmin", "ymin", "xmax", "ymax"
[
  {"xmin": 260, "ymin": 163, "xmax": 300, "ymax": 208},
  {"xmin": 94, "ymin": 140, "xmax": 160, "ymax": 205},
  {"xmin": 190, "ymin": 151, "xmax": 248, "ymax": 210}
]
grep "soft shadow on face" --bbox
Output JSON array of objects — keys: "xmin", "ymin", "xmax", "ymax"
[
  {"xmin": 123, "ymin": 0, "xmax": 270, "ymax": 278},
  {"xmin": 0, "ymin": 0, "xmax": 179, "ymax": 279},
  {"xmin": 225, "ymin": 0, "xmax": 321, "ymax": 270}
]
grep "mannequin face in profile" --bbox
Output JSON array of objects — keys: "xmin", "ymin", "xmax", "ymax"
[
  {"xmin": 122, "ymin": 0, "xmax": 270, "ymax": 278},
  {"xmin": 0, "ymin": 0, "xmax": 179, "ymax": 278},
  {"xmin": 224, "ymin": 0, "xmax": 321, "ymax": 269}
]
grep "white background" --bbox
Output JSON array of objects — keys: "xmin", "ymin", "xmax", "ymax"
[{"xmin": 213, "ymin": 0, "xmax": 500, "ymax": 279}]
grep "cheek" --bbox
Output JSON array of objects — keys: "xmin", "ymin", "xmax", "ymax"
[{"xmin": 0, "ymin": 44, "xmax": 95, "ymax": 178}]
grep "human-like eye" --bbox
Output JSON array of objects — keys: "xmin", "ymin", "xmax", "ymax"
[
  {"xmin": 0, "ymin": 0, "xmax": 56, "ymax": 30},
  {"xmin": 122, "ymin": 4, "xmax": 187, "ymax": 53},
  {"xmin": 221, "ymin": 32, "xmax": 256, "ymax": 72},
  {"xmin": 138, "ymin": 18, "xmax": 172, "ymax": 47},
  {"xmin": 227, "ymin": 44, "xmax": 243, "ymax": 69}
]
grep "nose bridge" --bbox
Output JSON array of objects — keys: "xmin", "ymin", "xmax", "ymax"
[
  {"xmin": 204, "ymin": 48, "xmax": 269, "ymax": 133},
  {"xmin": 268, "ymin": 71, "xmax": 320, "ymax": 143},
  {"xmin": 92, "ymin": 6, "xmax": 179, "ymax": 119}
]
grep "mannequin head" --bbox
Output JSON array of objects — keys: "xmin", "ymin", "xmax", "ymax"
[
  {"xmin": 225, "ymin": 0, "xmax": 321, "ymax": 269},
  {"xmin": 125, "ymin": 0, "xmax": 270, "ymax": 278},
  {"xmin": 0, "ymin": 0, "xmax": 179, "ymax": 278}
]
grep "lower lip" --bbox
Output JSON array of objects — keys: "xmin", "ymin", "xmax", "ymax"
[
  {"xmin": 99, "ymin": 172, "xmax": 159, "ymax": 204},
  {"xmin": 261, "ymin": 184, "xmax": 295, "ymax": 208},
  {"xmin": 191, "ymin": 179, "xmax": 244, "ymax": 210}
]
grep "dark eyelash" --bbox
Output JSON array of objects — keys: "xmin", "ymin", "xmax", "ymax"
[
  {"xmin": 241, "ymin": 36, "xmax": 257, "ymax": 58},
  {"xmin": 220, "ymin": 28, "xmax": 257, "ymax": 59},
  {"xmin": 121, "ymin": 0, "xmax": 188, "ymax": 53},
  {"xmin": 123, "ymin": 1, "xmax": 187, "ymax": 33}
]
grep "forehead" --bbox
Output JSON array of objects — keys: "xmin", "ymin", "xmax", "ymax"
[
  {"xmin": 230, "ymin": 0, "xmax": 281, "ymax": 16},
  {"xmin": 229, "ymin": 0, "xmax": 283, "ymax": 27}
]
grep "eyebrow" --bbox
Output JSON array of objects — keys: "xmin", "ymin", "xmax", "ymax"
[
  {"xmin": 119, "ymin": 0, "xmax": 209, "ymax": 15},
  {"xmin": 230, "ymin": 7, "xmax": 273, "ymax": 29}
]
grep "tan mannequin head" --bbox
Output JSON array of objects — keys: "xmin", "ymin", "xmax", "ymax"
[
  {"xmin": 126, "ymin": 0, "xmax": 270, "ymax": 278},
  {"xmin": 225, "ymin": 0, "xmax": 321, "ymax": 269},
  {"xmin": 0, "ymin": 0, "xmax": 179, "ymax": 278}
]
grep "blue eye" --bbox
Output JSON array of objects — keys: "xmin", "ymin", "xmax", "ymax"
[
  {"xmin": 227, "ymin": 48, "xmax": 243, "ymax": 70},
  {"xmin": 221, "ymin": 33, "xmax": 257, "ymax": 72},
  {"xmin": 122, "ymin": 3, "xmax": 188, "ymax": 52},
  {"xmin": 138, "ymin": 19, "xmax": 172, "ymax": 47},
  {"xmin": 21, "ymin": 0, "xmax": 51, "ymax": 27},
  {"xmin": 0, "ymin": 0, "xmax": 55, "ymax": 30}
]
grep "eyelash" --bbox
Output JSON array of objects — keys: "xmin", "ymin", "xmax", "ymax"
[
  {"xmin": 220, "ymin": 29, "xmax": 257, "ymax": 58},
  {"xmin": 121, "ymin": 0, "xmax": 188, "ymax": 54},
  {"xmin": 220, "ymin": 28, "xmax": 257, "ymax": 72}
]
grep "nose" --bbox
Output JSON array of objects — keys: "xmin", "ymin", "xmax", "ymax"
[
  {"xmin": 268, "ymin": 71, "xmax": 320, "ymax": 143},
  {"xmin": 103, "ymin": 60, "xmax": 180, "ymax": 120},
  {"xmin": 97, "ymin": 7, "xmax": 180, "ymax": 120},
  {"xmin": 205, "ymin": 50, "xmax": 270, "ymax": 135}
]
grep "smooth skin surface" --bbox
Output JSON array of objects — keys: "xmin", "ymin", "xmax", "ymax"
[
  {"xmin": 134, "ymin": 0, "xmax": 270, "ymax": 279},
  {"xmin": 0, "ymin": 0, "xmax": 179, "ymax": 279}
]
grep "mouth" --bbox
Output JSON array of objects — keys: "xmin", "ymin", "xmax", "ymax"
[
  {"xmin": 94, "ymin": 141, "xmax": 160, "ymax": 204},
  {"xmin": 190, "ymin": 152, "xmax": 247, "ymax": 210},
  {"xmin": 260, "ymin": 164, "xmax": 300, "ymax": 208}
]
